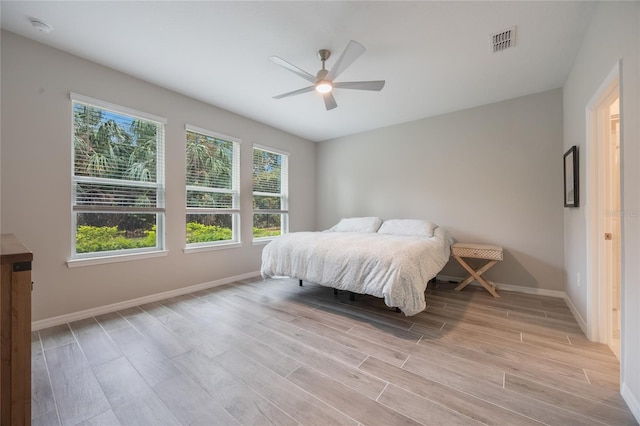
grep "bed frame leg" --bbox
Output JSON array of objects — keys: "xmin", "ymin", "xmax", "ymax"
[
  {"xmin": 299, "ymin": 279, "xmax": 303, "ymax": 286},
  {"xmin": 426, "ymin": 277, "xmax": 437, "ymax": 290},
  {"xmin": 333, "ymin": 288, "xmax": 338, "ymax": 296}
]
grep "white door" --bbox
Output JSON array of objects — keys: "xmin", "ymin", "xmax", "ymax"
[
  {"xmin": 586, "ymin": 62, "xmax": 622, "ymax": 364},
  {"xmin": 605, "ymin": 96, "xmax": 621, "ymax": 358}
]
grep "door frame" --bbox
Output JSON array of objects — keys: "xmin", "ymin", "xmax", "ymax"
[{"xmin": 585, "ymin": 60, "xmax": 621, "ymax": 344}]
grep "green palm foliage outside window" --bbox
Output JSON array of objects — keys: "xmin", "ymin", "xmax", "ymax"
[
  {"xmin": 185, "ymin": 127, "xmax": 240, "ymax": 246},
  {"xmin": 72, "ymin": 95, "xmax": 165, "ymax": 256},
  {"xmin": 252, "ymin": 146, "xmax": 288, "ymax": 238}
]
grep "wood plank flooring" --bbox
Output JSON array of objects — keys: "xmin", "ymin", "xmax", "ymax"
[{"xmin": 31, "ymin": 278, "xmax": 637, "ymax": 425}]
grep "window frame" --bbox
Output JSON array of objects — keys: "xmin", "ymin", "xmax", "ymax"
[
  {"xmin": 252, "ymin": 144, "xmax": 289, "ymax": 243},
  {"xmin": 184, "ymin": 125, "xmax": 241, "ymax": 252},
  {"xmin": 68, "ymin": 93, "xmax": 166, "ymax": 265}
]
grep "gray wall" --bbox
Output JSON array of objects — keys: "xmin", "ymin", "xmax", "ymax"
[
  {"xmin": 317, "ymin": 89, "xmax": 565, "ymax": 292},
  {"xmin": 0, "ymin": 31, "xmax": 317, "ymax": 321},
  {"xmin": 562, "ymin": 2, "xmax": 640, "ymax": 418}
]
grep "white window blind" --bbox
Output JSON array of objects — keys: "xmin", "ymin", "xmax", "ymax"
[
  {"xmin": 186, "ymin": 125, "xmax": 241, "ymax": 247},
  {"xmin": 71, "ymin": 93, "xmax": 165, "ymax": 258},
  {"xmin": 252, "ymin": 145, "xmax": 289, "ymax": 239}
]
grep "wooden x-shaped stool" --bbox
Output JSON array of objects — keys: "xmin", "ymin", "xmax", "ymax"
[{"xmin": 451, "ymin": 243, "xmax": 503, "ymax": 297}]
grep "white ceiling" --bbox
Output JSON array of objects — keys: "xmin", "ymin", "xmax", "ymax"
[{"xmin": 0, "ymin": 1, "xmax": 597, "ymax": 142}]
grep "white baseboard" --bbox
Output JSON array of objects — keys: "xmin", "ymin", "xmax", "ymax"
[
  {"xmin": 621, "ymin": 382, "xmax": 640, "ymax": 424},
  {"xmin": 32, "ymin": 271, "xmax": 262, "ymax": 331},
  {"xmin": 436, "ymin": 275, "xmax": 566, "ymax": 298},
  {"xmin": 562, "ymin": 292, "xmax": 588, "ymax": 336}
]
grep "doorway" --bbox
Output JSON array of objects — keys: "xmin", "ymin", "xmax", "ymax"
[
  {"xmin": 586, "ymin": 62, "xmax": 621, "ymax": 360},
  {"xmin": 607, "ymin": 97, "xmax": 621, "ymax": 358}
]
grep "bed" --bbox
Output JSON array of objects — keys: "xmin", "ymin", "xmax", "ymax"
[{"xmin": 261, "ymin": 217, "xmax": 453, "ymax": 316}]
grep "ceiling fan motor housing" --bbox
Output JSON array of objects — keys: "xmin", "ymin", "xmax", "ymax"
[{"xmin": 317, "ymin": 49, "xmax": 331, "ymax": 62}]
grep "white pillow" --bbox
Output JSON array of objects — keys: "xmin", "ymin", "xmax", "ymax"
[
  {"xmin": 378, "ymin": 219, "xmax": 437, "ymax": 238},
  {"xmin": 330, "ymin": 217, "xmax": 383, "ymax": 233}
]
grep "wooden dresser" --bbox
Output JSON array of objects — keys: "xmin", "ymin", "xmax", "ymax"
[{"xmin": 1, "ymin": 234, "xmax": 33, "ymax": 425}]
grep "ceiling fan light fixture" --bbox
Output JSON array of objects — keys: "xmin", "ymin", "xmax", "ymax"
[{"xmin": 315, "ymin": 81, "xmax": 333, "ymax": 94}]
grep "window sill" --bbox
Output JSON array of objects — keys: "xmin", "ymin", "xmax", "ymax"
[
  {"xmin": 252, "ymin": 238, "xmax": 275, "ymax": 246},
  {"xmin": 67, "ymin": 250, "xmax": 169, "ymax": 268},
  {"xmin": 184, "ymin": 242, "xmax": 243, "ymax": 254}
]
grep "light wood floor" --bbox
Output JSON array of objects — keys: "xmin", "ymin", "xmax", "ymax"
[{"xmin": 31, "ymin": 278, "xmax": 637, "ymax": 426}]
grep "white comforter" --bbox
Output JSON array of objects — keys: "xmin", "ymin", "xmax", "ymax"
[{"xmin": 261, "ymin": 228, "xmax": 453, "ymax": 316}]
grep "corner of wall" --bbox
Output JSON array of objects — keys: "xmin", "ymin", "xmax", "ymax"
[
  {"xmin": 563, "ymin": 292, "xmax": 588, "ymax": 336},
  {"xmin": 621, "ymin": 383, "xmax": 640, "ymax": 424}
]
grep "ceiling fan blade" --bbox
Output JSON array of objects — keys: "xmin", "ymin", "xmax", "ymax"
[
  {"xmin": 323, "ymin": 92, "xmax": 338, "ymax": 110},
  {"xmin": 334, "ymin": 80, "xmax": 386, "ymax": 91},
  {"xmin": 269, "ymin": 56, "xmax": 317, "ymax": 83},
  {"xmin": 273, "ymin": 85, "xmax": 315, "ymax": 99},
  {"xmin": 326, "ymin": 40, "xmax": 366, "ymax": 82}
]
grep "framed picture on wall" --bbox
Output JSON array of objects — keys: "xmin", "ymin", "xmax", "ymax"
[{"xmin": 564, "ymin": 145, "xmax": 579, "ymax": 207}]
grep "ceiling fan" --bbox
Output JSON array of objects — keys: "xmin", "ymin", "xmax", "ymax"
[{"xmin": 270, "ymin": 40, "xmax": 385, "ymax": 111}]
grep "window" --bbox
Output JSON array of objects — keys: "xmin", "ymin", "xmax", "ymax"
[
  {"xmin": 185, "ymin": 126, "xmax": 240, "ymax": 248},
  {"xmin": 253, "ymin": 145, "xmax": 288, "ymax": 240},
  {"xmin": 71, "ymin": 93, "xmax": 165, "ymax": 259}
]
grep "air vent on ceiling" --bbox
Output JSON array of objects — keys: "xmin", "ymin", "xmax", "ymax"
[{"xmin": 491, "ymin": 26, "xmax": 516, "ymax": 53}]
